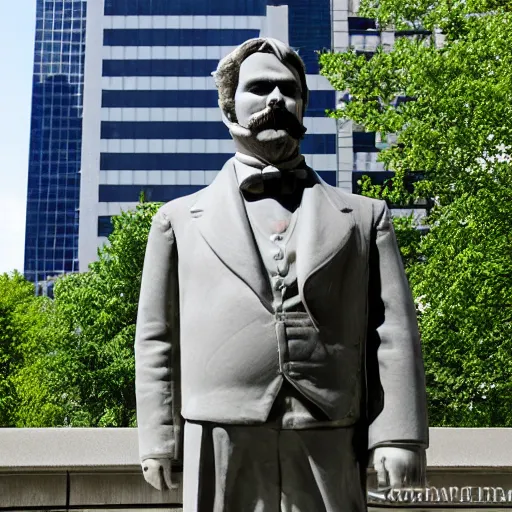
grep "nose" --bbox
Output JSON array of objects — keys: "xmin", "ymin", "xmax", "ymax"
[{"xmin": 267, "ymin": 86, "xmax": 285, "ymax": 108}]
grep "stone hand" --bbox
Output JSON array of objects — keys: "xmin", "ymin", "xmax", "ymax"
[
  {"xmin": 372, "ymin": 446, "xmax": 426, "ymax": 489},
  {"xmin": 141, "ymin": 458, "xmax": 176, "ymax": 491}
]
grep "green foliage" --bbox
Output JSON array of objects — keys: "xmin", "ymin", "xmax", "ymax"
[
  {"xmin": 320, "ymin": 1, "xmax": 512, "ymax": 425},
  {"xmin": 49, "ymin": 202, "xmax": 161, "ymax": 426},
  {"xmin": 0, "ymin": 272, "xmax": 36, "ymax": 425},
  {"xmin": 11, "ymin": 298, "xmax": 75, "ymax": 427},
  {"xmin": 411, "ymin": 180, "xmax": 512, "ymax": 426},
  {"xmin": 392, "ymin": 214, "xmax": 423, "ymax": 271},
  {"xmin": 320, "ymin": 5, "xmax": 512, "ymax": 204},
  {"xmin": 1, "ymin": 203, "xmax": 161, "ymax": 427}
]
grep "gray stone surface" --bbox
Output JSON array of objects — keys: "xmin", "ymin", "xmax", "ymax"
[
  {"xmin": 0, "ymin": 428, "xmax": 139, "ymax": 469},
  {"xmin": 0, "ymin": 473, "xmax": 67, "ymax": 508},
  {"xmin": 0, "ymin": 428, "xmax": 511, "ymax": 508},
  {"xmin": 429, "ymin": 428, "xmax": 512, "ymax": 467},
  {"xmin": 1, "ymin": 428, "xmax": 512, "ymax": 469},
  {"xmin": 69, "ymin": 471, "xmax": 182, "ymax": 506}
]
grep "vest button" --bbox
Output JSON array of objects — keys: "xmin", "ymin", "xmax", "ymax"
[
  {"xmin": 273, "ymin": 249, "xmax": 284, "ymax": 260},
  {"xmin": 277, "ymin": 261, "xmax": 289, "ymax": 276},
  {"xmin": 273, "ymin": 278, "xmax": 285, "ymax": 291}
]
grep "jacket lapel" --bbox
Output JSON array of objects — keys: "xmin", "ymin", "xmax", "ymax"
[
  {"xmin": 190, "ymin": 161, "xmax": 354, "ymax": 316},
  {"xmin": 190, "ymin": 158, "xmax": 272, "ymax": 308},
  {"xmin": 296, "ymin": 176, "xmax": 355, "ymax": 316}
]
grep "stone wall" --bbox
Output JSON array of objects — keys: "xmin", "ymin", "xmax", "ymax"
[{"xmin": 1, "ymin": 428, "xmax": 512, "ymax": 510}]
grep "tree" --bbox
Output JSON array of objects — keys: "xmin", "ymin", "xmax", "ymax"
[
  {"xmin": 320, "ymin": 1, "xmax": 512, "ymax": 425},
  {"xmin": 0, "ymin": 272, "xmax": 37, "ymax": 425},
  {"xmin": 13, "ymin": 202, "xmax": 162, "ymax": 427},
  {"xmin": 411, "ymin": 184, "xmax": 512, "ymax": 426},
  {"xmin": 10, "ymin": 294, "xmax": 74, "ymax": 427}
]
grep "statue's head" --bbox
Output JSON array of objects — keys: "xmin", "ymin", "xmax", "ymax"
[{"xmin": 214, "ymin": 38, "xmax": 309, "ymax": 163}]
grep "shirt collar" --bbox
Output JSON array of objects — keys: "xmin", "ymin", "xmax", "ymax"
[{"xmin": 234, "ymin": 152, "xmax": 309, "ymax": 194}]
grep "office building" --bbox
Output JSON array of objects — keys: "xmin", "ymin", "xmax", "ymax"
[
  {"xmin": 24, "ymin": 0, "xmax": 87, "ymax": 283},
  {"xmin": 79, "ymin": 0, "xmax": 338, "ymax": 268},
  {"xmin": 26, "ymin": 0, "xmax": 402, "ymax": 276}
]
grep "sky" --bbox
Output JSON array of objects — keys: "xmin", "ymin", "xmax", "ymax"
[{"xmin": 0, "ymin": 1, "xmax": 37, "ymax": 274}]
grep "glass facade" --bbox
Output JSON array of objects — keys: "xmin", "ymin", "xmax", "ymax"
[
  {"xmin": 94, "ymin": 0, "xmax": 337, "ymax": 239},
  {"xmin": 24, "ymin": 0, "xmax": 87, "ymax": 283}
]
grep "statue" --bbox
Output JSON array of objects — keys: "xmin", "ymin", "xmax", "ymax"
[{"xmin": 135, "ymin": 38, "xmax": 428, "ymax": 511}]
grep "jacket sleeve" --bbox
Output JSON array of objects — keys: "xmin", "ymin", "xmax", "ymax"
[
  {"xmin": 366, "ymin": 200, "xmax": 428, "ymax": 450},
  {"xmin": 135, "ymin": 208, "xmax": 181, "ymax": 462}
]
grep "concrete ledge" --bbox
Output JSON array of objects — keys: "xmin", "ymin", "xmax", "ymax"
[
  {"xmin": 69, "ymin": 471, "xmax": 183, "ymax": 506},
  {"xmin": 0, "ymin": 428, "xmax": 511, "ymax": 509},
  {"xmin": 0, "ymin": 428, "xmax": 140, "ymax": 470},
  {"xmin": 429, "ymin": 428, "xmax": 512, "ymax": 468},
  {"xmin": 1, "ymin": 427, "xmax": 511, "ymax": 470},
  {"xmin": 0, "ymin": 473, "xmax": 67, "ymax": 508}
]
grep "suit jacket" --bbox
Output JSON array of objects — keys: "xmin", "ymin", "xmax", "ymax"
[{"xmin": 135, "ymin": 157, "xmax": 428, "ymax": 462}]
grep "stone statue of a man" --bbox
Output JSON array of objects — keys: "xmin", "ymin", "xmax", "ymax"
[{"xmin": 135, "ymin": 38, "xmax": 428, "ymax": 511}]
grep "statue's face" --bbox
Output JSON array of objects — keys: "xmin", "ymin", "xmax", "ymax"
[{"xmin": 234, "ymin": 52, "xmax": 304, "ymax": 142}]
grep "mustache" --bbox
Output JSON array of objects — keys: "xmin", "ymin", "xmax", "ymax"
[{"xmin": 246, "ymin": 105, "xmax": 307, "ymax": 140}]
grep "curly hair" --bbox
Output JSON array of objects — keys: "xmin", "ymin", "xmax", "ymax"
[{"xmin": 213, "ymin": 38, "xmax": 309, "ymax": 122}]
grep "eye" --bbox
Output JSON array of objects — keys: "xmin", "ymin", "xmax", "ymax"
[
  {"xmin": 280, "ymin": 83, "xmax": 299, "ymax": 97},
  {"xmin": 247, "ymin": 82, "xmax": 274, "ymax": 95}
]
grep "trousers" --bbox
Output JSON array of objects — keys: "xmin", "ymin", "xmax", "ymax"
[{"xmin": 182, "ymin": 421, "xmax": 366, "ymax": 512}]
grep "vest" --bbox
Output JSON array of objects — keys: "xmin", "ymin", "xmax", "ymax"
[{"xmin": 245, "ymin": 199, "xmax": 331, "ymax": 428}]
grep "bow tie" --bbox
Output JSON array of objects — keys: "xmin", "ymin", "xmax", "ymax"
[{"xmin": 235, "ymin": 153, "xmax": 308, "ymax": 194}]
